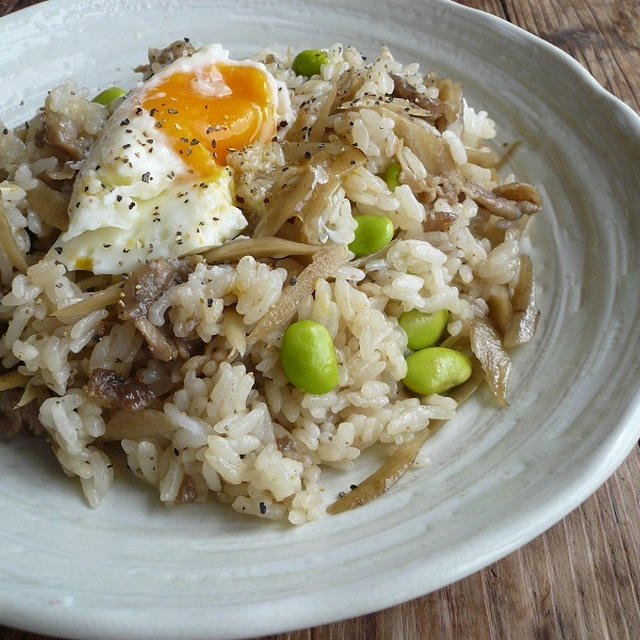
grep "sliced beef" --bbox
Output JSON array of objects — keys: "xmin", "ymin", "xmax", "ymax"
[
  {"xmin": 390, "ymin": 73, "xmax": 447, "ymax": 122},
  {"xmin": 424, "ymin": 210, "xmax": 458, "ymax": 232},
  {"xmin": 118, "ymin": 257, "xmax": 196, "ymax": 361},
  {"xmin": 391, "ymin": 73, "xmax": 463, "ymax": 131},
  {"xmin": 135, "ymin": 40, "xmax": 196, "ymax": 81},
  {"xmin": 464, "ymin": 181, "xmax": 542, "ymax": 220},
  {"xmin": 86, "ymin": 368, "xmax": 156, "ymax": 411},
  {"xmin": 0, "ymin": 389, "xmax": 45, "ymax": 439}
]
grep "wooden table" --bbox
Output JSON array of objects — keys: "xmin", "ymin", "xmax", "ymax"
[{"xmin": 1, "ymin": 1, "xmax": 639, "ymax": 638}]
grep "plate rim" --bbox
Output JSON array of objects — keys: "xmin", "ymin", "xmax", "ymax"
[{"xmin": 1, "ymin": 0, "xmax": 640, "ymax": 638}]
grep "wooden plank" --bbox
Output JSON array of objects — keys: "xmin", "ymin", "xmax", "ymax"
[{"xmin": 504, "ymin": 0, "xmax": 640, "ymax": 112}]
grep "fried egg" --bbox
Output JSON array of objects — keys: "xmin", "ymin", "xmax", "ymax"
[{"xmin": 52, "ymin": 44, "xmax": 292, "ymax": 274}]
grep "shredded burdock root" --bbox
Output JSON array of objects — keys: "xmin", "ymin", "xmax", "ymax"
[
  {"xmin": 0, "ymin": 201, "xmax": 28, "ymax": 273},
  {"xmin": 52, "ymin": 282, "xmax": 123, "ymax": 319},
  {"xmin": 0, "ymin": 370, "xmax": 29, "ymax": 391},
  {"xmin": 203, "ymin": 237, "xmax": 320, "ymax": 263},
  {"xmin": 102, "ymin": 408, "xmax": 176, "ymax": 441},
  {"xmin": 247, "ymin": 244, "xmax": 350, "ymax": 345},
  {"xmin": 328, "ymin": 365, "xmax": 485, "ymax": 514}
]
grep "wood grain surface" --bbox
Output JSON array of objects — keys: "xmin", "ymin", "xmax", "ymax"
[{"xmin": 1, "ymin": 1, "xmax": 639, "ymax": 639}]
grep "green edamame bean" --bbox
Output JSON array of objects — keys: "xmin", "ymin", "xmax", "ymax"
[
  {"xmin": 348, "ymin": 214, "xmax": 394, "ymax": 258},
  {"xmin": 92, "ymin": 87, "xmax": 127, "ymax": 106},
  {"xmin": 403, "ymin": 347, "xmax": 472, "ymax": 396},
  {"xmin": 281, "ymin": 320, "xmax": 339, "ymax": 394},
  {"xmin": 398, "ymin": 308, "xmax": 449, "ymax": 350},
  {"xmin": 292, "ymin": 49, "xmax": 329, "ymax": 77},
  {"xmin": 383, "ymin": 161, "xmax": 402, "ymax": 191}
]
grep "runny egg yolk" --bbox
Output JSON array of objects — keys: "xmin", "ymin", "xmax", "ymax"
[{"xmin": 142, "ymin": 62, "xmax": 277, "ymax": 174}]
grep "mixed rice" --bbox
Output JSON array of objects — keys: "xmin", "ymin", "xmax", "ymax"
[{"xmin": 0, "ymin": 42, "xmax": 539, "ymax": 524}]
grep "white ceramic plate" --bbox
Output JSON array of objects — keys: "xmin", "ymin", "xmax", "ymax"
[{"xmin": 1, "ymin": 1, "xmax": 640, "ymax": 638}]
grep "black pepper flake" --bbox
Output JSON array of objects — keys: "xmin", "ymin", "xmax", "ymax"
[
  {"xmin": 289, "ymin": 276, "xmax": 297, "ymax": 286},
  {"xmin": 264, "ymin": 198, "xmax": 270, "ymax": 204},
  {"xmin": 141, "ymin": 172, "xmax": 151, "ymax": 183},
  {"xmin": 212, "ymin": 216, "xmax": 219, "ymax": 221},
  {"xmin": 55, "ymin": 282, "xmax": 63, "ymax": 288},
  {"xmin": 116, "ymin": 195, "xmax": 123, "ymax": 202},
  {"xmin": 259, "ymin": 502, "xmax": 267, "ymax": 515},
  {"xmin": 350, "ymin": 160, "xmax": 356, "ymax": 165},
  {"xmin": 190, "ymin": 138, "xmax": 199, "ymax": 145},
  {"xmin": 120, "ymin": 118, "xmax": 130, "ymax": 126},
  {"xmin": 206, "ymin": 126, "xmax": 214, "ymax": 134},
  {"xmin": 235, "ymin": 195, "xmax": 245, "ymax": 203},
  {"xmin": 350, "ymin": 484, "xmax": 358, "ymax": 490},
  {"xmin": 136, "ymin": 107, "xmax": 143, "ymax": 115},
  {"xmin": 84, "ymin": 186, "xmax": 89, "ymax": 192},
  {"xmin": 211, "ymin": 139, "xmax": 217, "ymax": 148},
  {"xmin": 123, "ymin": 248, "xmax": 130, "ymax": 253},
  {"xmin": 167, "ymin": 108, "xmax": 178, "ymax": 114},
  {"xmin": 102, "ymin": 243, "xmax": 111, "ymax": 248},
  {"xmin": 155, "ymin": 121, "xmax": 163, "ymax": 128},
  {"xmin": 177, "ymin": 239, "xmax": 183, "ymax": 245},
  {"xmin": 122, "ymin": 143, "xmax": 131, "ymax": 149},
  {"xmin": 75, "ymin": 202, "xmax": 80, "ymax": 208},
  {"xmin": 176, "ymin": 231, "xmax": 182, "ymax": 236},
  {"xmin": 304, "ymin": 151, "xmax": 311, "ymax": 159},
  {"xmin": 125, "ymin": 128, "xmax": 132, "ymax": 133},
  {"xmin": 128, "ymin": 202, "xmax": 136, "ymax": 210},
  {"xmin": 207, "ymin": 298, "xmax": 213, "ymax": 307},
  {"xmin": 54, "ymin": 246, "xmax": 62, "ymax": 255},
  {"xmin": 2, "ymin": 128, "xmax": 8, "ymax": 135},
  {"xmin": 174, "ymin": 448, "xmax": 179, "ymax": 456},
  {"xmin": 146, "ymin": 138, "xmax": 154, "ymax": 144}
]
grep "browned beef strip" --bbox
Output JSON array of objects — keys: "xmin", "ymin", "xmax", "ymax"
[
  {"xmin": 134, "ymin": 40, "xmax": 196, "ymax": 81},
  {"xmin": 390, "ymin": 73, "xmax": 446, "ymax": 121},
  {"xmin": 86, "ymin": 368, "xmax": 156, "ymax": 411},
  {"xmin": 0, "ymin": 389, "xmax": 45, "ymax": 439},
  {"xmin": 118, "ymin": 257, "xmax": 197, "ymax": 361}
]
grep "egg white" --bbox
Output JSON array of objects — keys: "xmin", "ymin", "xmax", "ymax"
[{"xmin": 51, "ymin": 44, "xmax": 293, "ymax": 274}]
